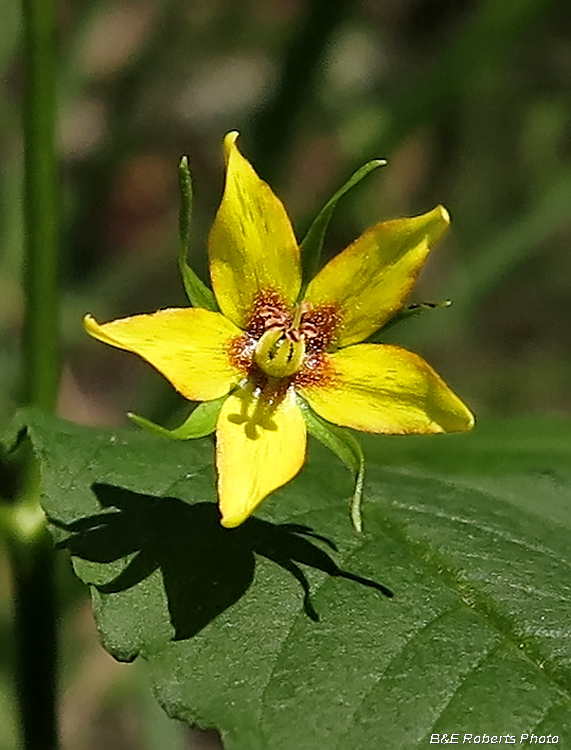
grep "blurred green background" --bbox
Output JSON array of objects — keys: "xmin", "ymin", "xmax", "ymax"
[{"xmin": 1, "ymin": 0, "xmax": 570, "ymax": 747}]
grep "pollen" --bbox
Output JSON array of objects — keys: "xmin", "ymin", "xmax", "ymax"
[
  {"xmin": 230, "ymin": 294, "xmax": 341, "ymax": 386},
  {"xmin": 299, "ymin": 304, "xmax": 340, "ymax": 353},
  {"xmin": 247, "ymin": 290, "xmax": 292, "ymax": 339},
  {"xmin": 293, "ymin": 352, "xmax": 336, "ymax": 389},
  {"xmin": 228, "ymin": 333, "xmax": 256, "ymax": 376}
]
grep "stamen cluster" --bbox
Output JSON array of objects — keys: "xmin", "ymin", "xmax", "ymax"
[{"xmin": 229, "ymin": 291, "xmax": 339, "ymax": 391}]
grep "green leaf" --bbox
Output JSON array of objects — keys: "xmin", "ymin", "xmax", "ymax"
[
  {"xmin": 128, "ymin": 397, "xmax": 226, "ymax": 440},
  {"xmin": 299, "ymin": 398, "xmax": 364, "ymax": 532},
  {"xmin": 177, "ymin": 156, "xmax": 218, "ymax": 311},
  {"xmin": 13, "ymin": 410, "xmax": 571, "ymax": 748},
  {"xmin": 299, "ymin": 158, "xmax": 386, "ymax": 297},
  {"xmin": 367, "ymin": 299, "xmax": 452, "ymax": 340}
]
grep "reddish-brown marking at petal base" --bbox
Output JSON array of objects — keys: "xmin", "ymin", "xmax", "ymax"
[
  {"xmin": 260, "ymin": 379, "xmax": 291, "ymax": 407},
  {"xmin": 247, "ymin": 290, "xmax": 293, "ymax": 339},
  {"xmin": 229, "ymin": 293, "xmax": 340, "ymax": 393},
  {"xmin": 228, "ymin": 333, "xmax": 256, "ymax": 376},
  {"xmin": 299, "ymin": 304, "xmax": 341, "ymax": 353},
  {"xmin": 293, "ymin": 351, "xmax": 337, "ymax": 389}
]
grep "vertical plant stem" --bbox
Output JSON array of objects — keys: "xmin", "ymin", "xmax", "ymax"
[
  {"xmin": 22, "ymin": 0, "xmax": 60, "ymax": 409},
  {"xmin": 251, "ymin": 0, "xmax": 353, "ymax": 183},
  {"xmin": 10, "ymin": 518, "xmax": 59, "ymax": 750},
  {"xmin": 12, "ymin": 0, "xmax": 61, "ymax": 749}
]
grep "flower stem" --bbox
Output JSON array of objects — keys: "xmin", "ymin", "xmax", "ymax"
[{"xmin": 10, "ymin": 0, "xmax": 61, "ymax": 748}]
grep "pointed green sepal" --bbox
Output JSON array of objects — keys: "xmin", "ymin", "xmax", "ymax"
[
  {"xmin": 298, "ymin": 158, "xmax": 387, "ymax": 299},
  {"xmin": 368, "ymin": 300, "xmax": 452, "ymax": 341},
  {"xmin": 298, "ymin": 398, "xmax": 365, "ymax": 532},
  {"xmin": 178, "ymin": 156, "xmax": 218, "ymax": 311},
  {"xmin": 128, "ymin": 396, "xmax": 226, "ymax": 441}
]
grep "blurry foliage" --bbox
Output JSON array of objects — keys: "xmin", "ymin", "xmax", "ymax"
[{"xmin": 1, "ymin": 0, "xmax": 571, "ymax": 747}]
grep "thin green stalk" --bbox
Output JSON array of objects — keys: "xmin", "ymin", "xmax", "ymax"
[
  {"xmin": 9, "ymin": 0, "xmax": 61, "ymax": 749},
  {"xmin": 22, "ymin": 0, "xmax": 60, "ymax": 410},
  {"xmin": 251, "ymin": 0, "xmax": 353, "ymax": 182},
  {"xmin": 5, "ymin": 445, "xmax": 58, "ymax": 750},
  {"xmin": 9, "ymin": 520, "xmax": 59, "ymax": 750}
]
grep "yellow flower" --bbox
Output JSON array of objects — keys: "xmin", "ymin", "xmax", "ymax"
[{"xmin": 84, "ymin": 132, "xmax": 474, "ymax": 529}]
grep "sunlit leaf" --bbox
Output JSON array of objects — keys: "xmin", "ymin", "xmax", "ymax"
[{"xmin": 11, "ymin": 410, "xmax": 571, "ymax": 749}]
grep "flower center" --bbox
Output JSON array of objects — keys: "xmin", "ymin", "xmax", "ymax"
[
  {"xmin": 229, "ymin": 290, "xmax": 341, "ymax": 385},
  {"xmin": 254, "ymin": 327, "xmax": 306, "ymax": 378}
]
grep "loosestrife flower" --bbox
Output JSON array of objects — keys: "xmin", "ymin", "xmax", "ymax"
[{"xmin": 85, "ymin": 132, "xmax": 474, "ymax": 529}]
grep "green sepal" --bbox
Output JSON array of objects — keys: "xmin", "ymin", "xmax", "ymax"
[
  {"xmin": 299, "ymin": 398, "xmax": 365, "ymax": 532},
  {"xmin": 128, "ymin": 396, "xmax": 226, "ymax": 441},
  {"xmin": 368, "ymin": 300, "xmax": 452, "ymax": 341},
  {"xmin": 298, "ymin": 158, "xmax": 386, "ymax": 299},
  {"xmin": 178, "ymin": 156, "xmax": 218, "ymax": 311}
]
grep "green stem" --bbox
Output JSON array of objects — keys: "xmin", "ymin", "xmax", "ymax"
[
  {"xmin": 9, "ymin": 526, "xmax": 59, "ymax": 750},
  {"xmin": 12, "ymin": 0, "xmax": 61, "ymax": 748},
  {"xmin": 22, "ymin": 0, "xmax": 60, "ymax": 411},
  {"xmin": 251, "ymin": 0, "xmax": 353, "ymax": 182}
]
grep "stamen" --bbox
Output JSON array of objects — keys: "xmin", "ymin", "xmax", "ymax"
[
  {"xmin": 232, "ymin": 294, "xmax": 341, "ymax": 386},
  {"xmin": 299, "ymin": 304, "xmax": 340, "ymax": 353},
  {"xmin": 254, "ymin": 328, "xmax": 306, "ymax": 378},
  {"xmin": 247, "ymin": 290, "xmax": 292, "ymax": 338}
]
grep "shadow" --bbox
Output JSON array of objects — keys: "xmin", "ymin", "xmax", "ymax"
[{"xmin": 52, "ymin": 483, "xmax": 392, "ymax": 640}]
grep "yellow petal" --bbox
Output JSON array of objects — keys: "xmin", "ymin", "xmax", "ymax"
[
  {"xmin": 304, "ymin": 206, "xmax": 450, "ymax": 347},
  {"xmin": 216, "ymin": 385, "xmax": 306, "ymax": 527},
  {"xmin": 208, "ymin": 132, "xmax": 301, "ymax": 328},
  {"xmin": 298, "ymin": 343, "xmax": 474, "ymax": 434},
  {"xmin": 84, "ymin": 308, "xmax": 243, "ymax": 401}
]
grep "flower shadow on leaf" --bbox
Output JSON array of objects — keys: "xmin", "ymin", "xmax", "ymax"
[{"xmin": 52, "ymin": 483, "xmax": 392, "ymax": 640}]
